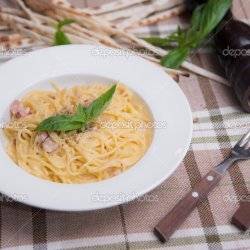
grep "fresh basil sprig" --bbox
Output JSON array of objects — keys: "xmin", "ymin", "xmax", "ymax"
[
  {"xmin": 143, "ymin": 0, "xmax": 232, "ymax": 69},
  {"xmin": 35, "ymin": 84, "xmax": 117, "ymax": 132},
  {"xmin": 141, "ymin": 27, "xmax": 185, "ymax": 48},
  {"xmin": 52, "ymin": 19, "xmax": 75, "ymax": 46}
]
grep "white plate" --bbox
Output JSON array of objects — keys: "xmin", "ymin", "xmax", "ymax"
[{"xmin": 0, "ymin": 45, "xmax": 192, "ymax": 211}]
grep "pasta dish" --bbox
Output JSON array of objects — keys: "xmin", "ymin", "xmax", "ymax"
[{"xmin": 3, "ymin": 83, "xmax": 153, "ymax": 184}]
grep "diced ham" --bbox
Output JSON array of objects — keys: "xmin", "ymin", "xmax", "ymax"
[
  {"xmin": 36, "ymin": 132, "xmax": 49, "ymax": 144},
  {"xmin": 83, "ymin": 99, "xmax": 93, "ymax": 108},
  {"xmin": 42, "ymin": 137, "xmax": 59, "ymax": 153},
  {"xmin": 10, "ymin": 100, "xmax": 23, "ymax": 117},
  {"xmin": 10, "ymin": 100, "xmax": 31, "ymax": 118},
  {"xmin": 36, "ymin": 133, "xmax": 58, "ymax": 153}
]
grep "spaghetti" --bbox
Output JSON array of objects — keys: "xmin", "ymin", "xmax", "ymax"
[{"xmin": 4, "ymin": 84, "xmax": 153, "ymax": 184}]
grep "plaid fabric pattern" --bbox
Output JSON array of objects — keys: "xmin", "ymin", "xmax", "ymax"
[{"xmin": 1, "ymin": 0, "xmax": 250, "ymax": 249}]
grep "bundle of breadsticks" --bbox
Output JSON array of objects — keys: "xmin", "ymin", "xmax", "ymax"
[{"xmin": 0, "ymin": 0, "xmax": 228, "ymax": 85}]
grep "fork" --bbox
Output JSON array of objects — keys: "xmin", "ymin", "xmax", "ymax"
[{"xmin": 154, "ymin": 130, "xmax": 250, "ymax": 242}]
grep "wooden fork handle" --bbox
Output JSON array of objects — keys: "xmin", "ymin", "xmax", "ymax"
[
  {"xmin": 154, "ymin": 169, "xmax": 222, "ymax": 242},
  {"xmin": 232, "ymin": 199, "xmax": 250, "ymax": 231}
]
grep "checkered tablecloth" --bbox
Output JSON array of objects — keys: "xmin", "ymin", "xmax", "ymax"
[{"xmin": 1, "ymin": 0, "xmax": 250, "ymax": 249}]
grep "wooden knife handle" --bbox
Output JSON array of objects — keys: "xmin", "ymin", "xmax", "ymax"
[
  {"xmin": 232, "ymin": 199, "xmax": 250, "ymax": 231},
  {"xmin": 154, "ymin": 169, "xmax": 222, "ymax": 242}
]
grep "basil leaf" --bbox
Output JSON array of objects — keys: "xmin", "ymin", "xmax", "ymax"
[
  {"xmin": 71, "ymin": 104, "xmax": 87, "ymax": 123},
  {"xmin": 54, "ymin": 29, "xmax": 71, "ymax": 45},
  {"xmin": 141, "ymin": 37, "xmax": 170, "ymax": 48},
  {"xmin": 142, "ymin": 27, "xmax": 185, "ymax": 48},
  {"xmin": 198, "ymin": 0, "xmax": 232, "ymax": 39},
  {"xmin": 76, "ymin": 104, "xmax": 86, "ymax": 118},
  {"xmin": 35, "ymin": 115, "xmax": 82, "ymax": 132},
  {"xmin": 53, "ymin": 19, "xmax": 75, "ymax": 46},
  {"xmin": 145, "ymin": 0, "xmax": 232, "ymax": 69},
  {"xmin": 190, "ymin": 4, "xmax": 205, "ymax": 30},
  {"xmin": 175, "ymin": 27, "xmax": 186, "ymax": 47},
  {"xmin": 35, "ymin": 84, "xmax": 117, "ymax": 132},
  {"xmin": 86, "ymin": 84, "xmax": 117, "ymax": 121},
  {"xmin": 160, "ymin": 47, "xmax": 190, "ymax": 69},
  {"xmin": 58, "ymin": 19, "xmax": 75, "ymax": 28}
]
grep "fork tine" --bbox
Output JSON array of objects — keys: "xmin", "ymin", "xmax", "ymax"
[
  {"xmin": 238, "ymin": 130, "xmax": 250, "ymax": 147},
  {"xmin": 244, "ymin": 140, "xmax": 250, "ymax": 150}
]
